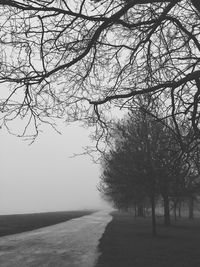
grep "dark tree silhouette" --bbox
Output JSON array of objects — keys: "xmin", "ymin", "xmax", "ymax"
[
  {"xmin": 100, "ymin": 109, "xmax": 200, "ymax": 235},
  {"xmin": 0, "ymin": 0, "xmax": 199, "ymax": 140}
]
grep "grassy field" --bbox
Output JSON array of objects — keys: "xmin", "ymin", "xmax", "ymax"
[
  {"xmin": 95, "ymin": 211, "xmax": 200, "ymax": 267},
  {"xmin": 0, "ymin": 210, "xmax": 95, "ymax": 237}
]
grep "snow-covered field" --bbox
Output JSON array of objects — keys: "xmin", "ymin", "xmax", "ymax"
[{"xmin": 0, "ymin": 210, "xmax": 112, "ymax": 267}]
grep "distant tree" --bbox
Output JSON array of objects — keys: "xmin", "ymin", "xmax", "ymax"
[{"xmin": 100, "ymin": 138, "xmax": 149, "ymax": 216}]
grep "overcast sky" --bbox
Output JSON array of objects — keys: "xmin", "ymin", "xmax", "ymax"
[{"xmin": 0, "ymin": 122, "xmax": 109, "ymax": 215}]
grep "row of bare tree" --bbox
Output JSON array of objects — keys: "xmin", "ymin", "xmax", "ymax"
[{"xmin": 99, "ymin": 108, "xmax": 200, "ymax": 236}]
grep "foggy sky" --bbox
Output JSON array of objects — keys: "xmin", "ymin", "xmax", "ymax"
[{"xmin": 0, "ymin": 122, "xmax": 109, "ymax": 215}]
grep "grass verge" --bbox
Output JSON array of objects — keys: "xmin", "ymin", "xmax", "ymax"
[
  {"xmin": 0, "ymin": 210, "xmax": 96, "ymax": 237},
  {"xmin": 96, "ymin": 211, "xmax": 200, "ymax": 267}
]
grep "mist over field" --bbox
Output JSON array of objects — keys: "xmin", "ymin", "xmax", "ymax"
[{"xmin": 0, "ymin": 122, "xmax": 109, "ymax": 215}]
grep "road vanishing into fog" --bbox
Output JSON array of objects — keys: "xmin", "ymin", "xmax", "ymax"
[{"xmin": 0, "ymin": 210, "xmax": 112, "ymax": 267}]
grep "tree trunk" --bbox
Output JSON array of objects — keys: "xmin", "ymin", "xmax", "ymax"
[
  {"xmin": 188, "ymin": 196, "xmax": 194, "ymax": 219},
  {"xmin": 162, "ymin": 192, "xmax": 171, "ymax": 226},
  {"xmin": 178, "ymin": 201, "xmax": 182, "ymax": 218},
  {"xmin": 137, "ymin": 203, "xmax": 144, "ymax": 217},
  {"xmin": 134, "ymin": 204, "xmax": 137, "ymax": 217},
  {"xmin": 173, "ymin": 201, "xmax": 177, "ymax": 221},
  {"xmin": 151, "ymin": 194, "xmax": 157, "ymax": 237}
]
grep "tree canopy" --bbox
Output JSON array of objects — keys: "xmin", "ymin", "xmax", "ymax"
[
  {"xmin": 0, "ymin": 0, "xmax": 200, "ymax": 139},
  {"xmin": 99, "ymin": 109, "xmax": 200, "ymax": 234}
]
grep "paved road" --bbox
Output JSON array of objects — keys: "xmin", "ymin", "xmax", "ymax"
[{"xmin": 0, "ymin": 210, "xmax": 112, "ymax": 267}]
